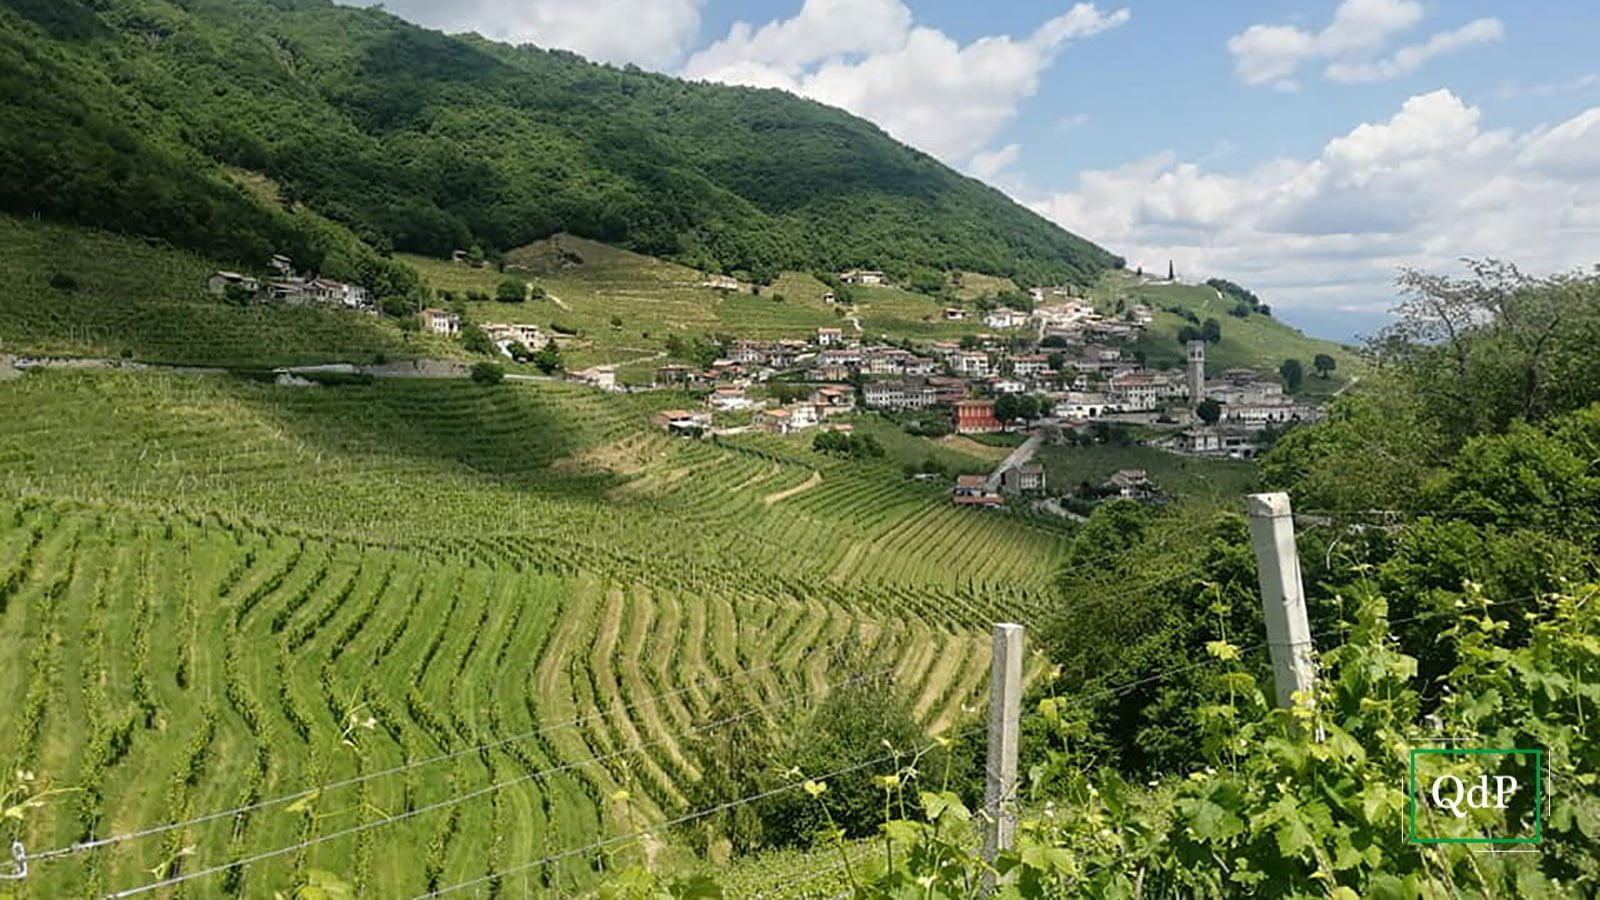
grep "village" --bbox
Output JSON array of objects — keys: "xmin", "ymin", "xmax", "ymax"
[
  {"xmin": 630, "ymin": 273, "xmax": 1326, "ymax": 511},
  {"xmin": 203, "ymin": 258, "xmax": 1326, "ymax": 512}
]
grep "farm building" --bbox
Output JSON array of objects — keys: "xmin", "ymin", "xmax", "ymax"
[{"xmin": 952, "ymin": 474, "xmax": 1002, "ymax": 507}]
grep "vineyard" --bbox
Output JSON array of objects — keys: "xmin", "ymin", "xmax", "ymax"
[
  {"xmin": 0, "ymin": 216, "xmax": 453, "ymax": 368},
  {"xmin": 0, "ymin": 368, "xmax": 1064, "ymax": 896}
]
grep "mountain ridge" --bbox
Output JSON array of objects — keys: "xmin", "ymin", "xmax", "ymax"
[{"xmin": 0, "ymin": 0, "xmax": 1123, "ymax": 294}]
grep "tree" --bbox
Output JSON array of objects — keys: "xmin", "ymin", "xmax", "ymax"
[
  {"xmin": 1047, "ymin": 352, "xmax": 1068, "ymax": 373},
  {"xmin": 466, "ymin": 244, "xmax": 486, "ymax": 267},
  {"xmin": 1177, "ymin": 325, "xmax": 1202, "ymax": 344},
  {"xmin": 530, "ymin": 285, "xmax": 547, "ymax": 300},
  {"xmin": 609, "ymin": 315, "xmax": 623, "ymax": 331},
  {"xmin": 1201, "ymin": 318, "xmax": 1222, "ymax": 343},
  {"xmin": 1279, "ymin": 357, "xmax": 1305, "ymax": 393},
  {"xmin": 958, "ymin": 334, "xmax": 981, "ymax": 350},
  {"xmin": 1197, "ymin": 398, "xmax": 1222, "ymax": 426},
  {"xmin": 1168, "ymin": 260, "xmax": 1175, "ymax": 281},
  {"xmin": 461, "ymin": 325, "xmax": 495, "ymax": 356},
  {"xmin": 1313, "ymin": 353, "xmax": 1337, "ymax": 379},
  {"xmin": 495, "ymin": 279, "xmax": 526, "ymax": 302},
  {"xmin": 469, "ymin": 361, "xmax": 504, "ymax": 385},
  {"xmin": 532, "ymin": 343, "xmax": 563, "ymax": 375}
]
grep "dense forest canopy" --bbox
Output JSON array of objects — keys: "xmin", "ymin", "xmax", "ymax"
[{"xmin": 0, "ymin": 0, "xmax": 1123, "ymax": 290}]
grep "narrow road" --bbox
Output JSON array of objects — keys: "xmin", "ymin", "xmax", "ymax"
[{"xmin": 985, "ymin": 432, "xmax": 1043, "ymax": 491}]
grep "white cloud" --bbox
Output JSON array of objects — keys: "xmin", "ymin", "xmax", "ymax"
[
  {"xmin": 1228, "ymin": 0, "xmax": 1499, "ymax": 87},
  {"xmin": 1030, "ymin": 91, "xmax": 1600, "ymax": 320},
  {"xmin": 1326, "ymin": 18, "xmax": 1504, "ymax": 83},
  {"xmin": 1494, "ymin": 73, "xmax": 1600, "ymax": 100},
  {"xmin": 969, "ymin": 144, "xmax": 1022, "ymax": 182},
  {"xmin": 682, "ymin": 2, "xmax": 1129, "ymax": 164},
  {"xmin": 339, "ymin": 0, "xmax": 704, "ymax": 69}
]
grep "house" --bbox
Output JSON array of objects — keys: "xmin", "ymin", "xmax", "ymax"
[
  {"xmin": 207, "ymin": 271, "xmax": 260, "ymax": 298},
  {"xmin": 865, "ymin": 349, "xmax": 913, "ymax": 375},
  {"xmin": 1105, "ymin": 469, "xmax": 1155, "ymax": 499},
  {"xmin": 863, "ymin": 381, "xmax": 936, "ymax": 411},
  {"xmin": 482, "ymin": 322, "xmax": 546, "ymax": 353},
  {"xmin": 759, "ymin": 403, "xmax": 819, "ymax": 435},
  {"xmin": 816, "ymin": 327, "xmax": 844, "ymax": 347},
  {"xmin": 983, "ymin": 309, "xmax": 1022, "ymax": 329},
  {"xmin": 952, "ymin": 475, "xmax": 1003, "ymax": 507},
  {"xmin": 1012, "ymin": 354, "xmax": 1050, "ymax": 379},
  {"xmin": 953, "ymin": 400, "xmax": 1002, "ymax": 434},
  {"xmin": 954, "ymin": 352, "xmax": 990, "ymax": 377},
  {"xmin": 817, "ymin": 347, "xmax": 863, "ymax": 368},
  {"xmin": 927, "ymin": 376, "xmax": 970, "ymax": 406},
  {"xmin": 577, "ymin": 366, "xmax": 618, "ymax": 392},
  {"xmin": 708, "ymin": 386, "xmax": 755, "ymax": 411},
  {"xmin": 1001, "ymin": 464, "xmax": 1046, "ymax": 495},
  {"xmin": 786, "ymin": 402, "xmax": 820, "ymax": 430},
  {"xmin": 902, "ymin": 356, "xmax": 936, "ymax": 376},
  {"xmin": 810, "ymin": 385, "xmax": 857, "ymax": 417},
  {"xmin": 840, "ymin": 269, "xmax": 886, "ymax": 286},
  {"xmin": 808, "ymin": 363, "xmax": 851, "ymax": 383},
  {"xmin": 1107, "ymin": 372, "xmax": 1162, "ymax": 411},
  {"xmin": 1053, "ymin": 392, "xmax": 1113, "ymax": 419},
  {"xmin": 1168, "ymin": 427, "xmax": 1261, "ymax": 458},
  {"xmin": 421, "ymin": 308, "xmax": 461, "ymax": 336},
  {"xmin": 822, "ymin": 291, "xmax": 838, "ymax": 305},
  {"xmin": 991, "ymin": 378, "xmax": 1026, "ymax": 395},
  {"xmin": 701, "ymin": 274, "xmax": 740, "ymax": 291},
  {"xmin": 731, "ymin": 341, "xmax": 769, "ymax": 366},
  {"xmin": 767, "ymin": 343, "xmax": 805, "ymax": 370},
  {"xmin": 653, "ymin": 410, "xmax": 711, "ymax": 436},
  {"xmin": 656, "ymin": 364, "xmax": 695, "ymax": 386},
  {"xmin": 943, "ymin": 308, "xmax": 969, "ymax": 321},
  {"xmin": 269, "ymin": 254, "xmax": 295, "ymax": 277}
]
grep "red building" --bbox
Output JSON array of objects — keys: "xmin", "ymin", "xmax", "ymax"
[{"xmin": 953, "ymin": 400, "xmax": 1002, "ymax": 434}]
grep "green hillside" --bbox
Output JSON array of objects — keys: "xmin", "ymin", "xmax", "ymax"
[
  {"xmin": 1093, "ymin": 273, "xmax": 1362, "ymax": 399},
  {"xmin": 0, "ymin": 0, "xmax": 1121, "ymax": 293}
]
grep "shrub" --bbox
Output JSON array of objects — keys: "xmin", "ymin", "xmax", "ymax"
[{"xmin": 469, "ymin": 362, "xmax": 504, "ymax": 385}]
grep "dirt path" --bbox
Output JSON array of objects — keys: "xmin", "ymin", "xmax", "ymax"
[{"xmin": 762, "ymin": 470, "xmax": 822, "ymax": 506}]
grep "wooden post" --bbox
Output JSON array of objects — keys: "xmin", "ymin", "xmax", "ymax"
[
  {"xmin": 1246, "ymin": 492, "xmax": 1316, "ymax": 710},
  {"xmin": 983, "ymin": 623, "xmax": 1024, "ymax": 870}
]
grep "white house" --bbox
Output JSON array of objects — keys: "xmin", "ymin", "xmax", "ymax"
[
  {"xmin": 421, "ymin": 308, "xmax": 461, "ymax": 336},
  {"xmin": 1054, "ymin": 391, "xmax": 1113, "ymax": 419},
  {"xmin": 955, "ymin": 352, "xmax": 990, "ymax": 377},
  {"xmin": 863, "ymin": 381, "xmax": 936, "ymax": 410},
  {"xmin": 701, "ymin": 274, "xmax": 740, "ymax": 291},
  {"xmin": 983, "ymin": 308, "xmax": 1022, "ymax": 329},
  {"xmin": 709, "ymin": 386, "xmax": 756, "ymax": 411},
  {"xmin": 816, "ymin": 327, "xmax": 844, "ymax": 347},
  {"xmin": 839, "ymin": 270, "xmax": 886, "ymax": 286},
  {"xmin": 207, "ymin": 271, "xmax": 260, "ymax": 297}
]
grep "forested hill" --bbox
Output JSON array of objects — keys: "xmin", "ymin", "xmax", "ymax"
[{"xmin": 0, "ymin": 0, "xmax": 1122, "ymax": 292}]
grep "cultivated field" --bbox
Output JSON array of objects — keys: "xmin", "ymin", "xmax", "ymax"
[{"xmin": 0, "ymin": 369, "xmax": 1064, "ymax": 895}]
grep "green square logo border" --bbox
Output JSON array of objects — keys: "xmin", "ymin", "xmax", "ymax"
[{"xmin": 1407, "ymin": 747, "xmax": 1543, "ymax": 845}]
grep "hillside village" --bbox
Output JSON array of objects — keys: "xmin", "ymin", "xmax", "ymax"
[{"xmin": 196, "ymin": 253, "xmax": 1330, "ymax": 512}]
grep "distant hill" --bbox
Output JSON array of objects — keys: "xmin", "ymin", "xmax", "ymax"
[
  {"xmin": 1091, "ymin": 274, "xmax": 1361, "ymax": 399},
  {"xmin": 0, "ymin": 0, "xmax": 1123, "ymax": 295}
]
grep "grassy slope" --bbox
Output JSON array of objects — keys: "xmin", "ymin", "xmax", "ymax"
[
  {"xmin": 1092, "ymin": 274, "xmax": 1362, "ymax": 400},
  {"xmin": 0, "ymin": 215, "xmax": 454, "ymax": 366},
  {"xmin": 402, "ymin": 240, "xmax": 1017, "ymax": 373},
  {"xmin": 1035, "ymin": 444, "xmax": 1260, "ymax": 502}
]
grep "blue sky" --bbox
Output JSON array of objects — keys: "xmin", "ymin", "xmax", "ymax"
[{"xmin": 341, "ymin": 1, "xmax": 1600, "ymax": 342}]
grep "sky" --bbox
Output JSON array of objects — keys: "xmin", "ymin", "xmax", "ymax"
[{"xmin": 339, "ymin": 0, "xmax": 1600, "ymax": 342}]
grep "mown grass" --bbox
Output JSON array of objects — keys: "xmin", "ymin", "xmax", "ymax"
[{"xmin": 1034, "ymin": 443, "xmax": 1260, "ymax": 501}]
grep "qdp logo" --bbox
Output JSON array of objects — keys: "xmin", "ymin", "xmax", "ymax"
[{"xmin": 1408, "ymin": 748, "xmax": 1543, "ymax": 845}]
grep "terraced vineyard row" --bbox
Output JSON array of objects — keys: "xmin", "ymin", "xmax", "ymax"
[
  {"xmin": 0, "ymin": 372, "xmax": 1068, "ymax": 626},
  {"xmin": 0, "ymin": 500, "xmax": 993, "ymax": 897}
]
